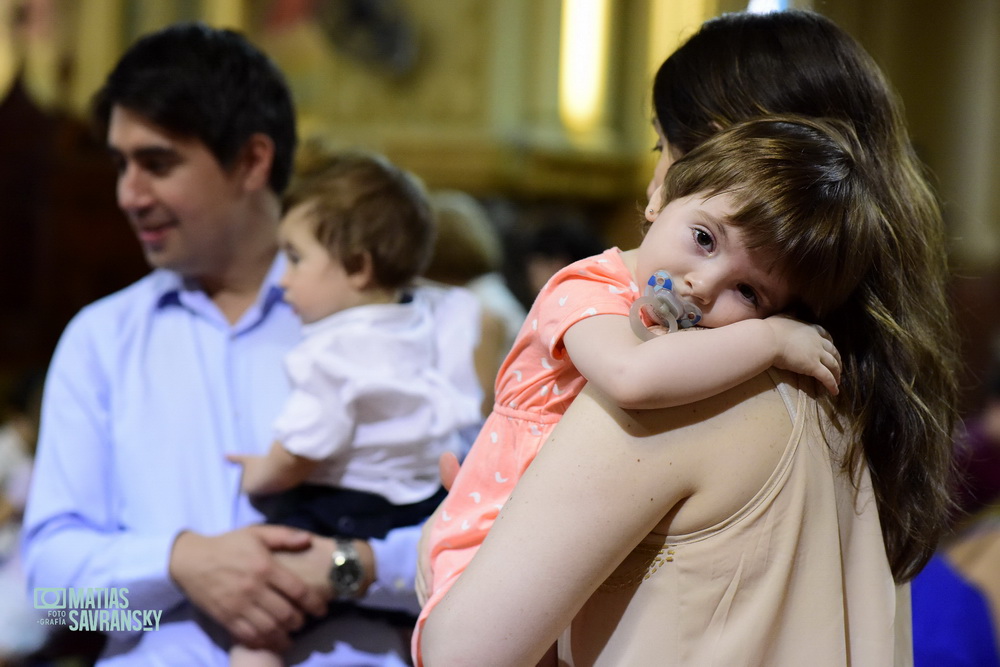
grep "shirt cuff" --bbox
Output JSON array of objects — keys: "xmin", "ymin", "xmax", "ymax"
[{"xmin": 358, "ymin": 524, "xmax": 421, "ymax": 616}]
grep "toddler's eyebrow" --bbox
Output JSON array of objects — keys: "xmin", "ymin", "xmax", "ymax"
[{"xmin": 694, "ymin": 210, "xmax": 730, "ymax": 240}]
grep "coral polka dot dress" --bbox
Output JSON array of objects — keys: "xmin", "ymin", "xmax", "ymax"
[{"xmin": 414, "ymin": 248, "xmax": 639, "ymax": 660}]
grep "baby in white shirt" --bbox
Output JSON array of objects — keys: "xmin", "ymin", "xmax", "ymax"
[{"xmin": 227, "ymin": 151, "xmax": 480, "ymax": 667}]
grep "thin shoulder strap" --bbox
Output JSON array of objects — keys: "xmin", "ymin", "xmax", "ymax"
[{"xmin": 766, "ymin": 368, "xmax": 802, "ymax": 423}]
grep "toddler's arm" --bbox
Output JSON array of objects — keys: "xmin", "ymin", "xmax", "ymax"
[
  {"xmin": 227, "ymin": 442, "xmax": 319, "ymax": 495},
  {"xmin": 563, "ymin": 313, "xmax": 840, "ymax": 410}
]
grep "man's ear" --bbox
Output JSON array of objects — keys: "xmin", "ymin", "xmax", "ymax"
[{"xmin": 238, "ymin": 133, "xmax": 276, "ymax": 192}]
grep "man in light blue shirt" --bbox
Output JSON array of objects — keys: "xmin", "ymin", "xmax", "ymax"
[{"xmin": 22, "ymin": 23, "xmax": 479, "ymax": 666}]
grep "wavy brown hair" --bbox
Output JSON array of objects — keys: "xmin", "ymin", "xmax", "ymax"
[{"xmin": 653, "ymin": 10, "xmax": 959, "ymax": 582}]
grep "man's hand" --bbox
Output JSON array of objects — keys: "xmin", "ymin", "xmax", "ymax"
[
  {"xmin": 169, "ymin": 525, "xmax": 326, "ymax": 650},
  {"xmin": 274, "ymin": 536, "xmax": 375, "ymax": 601}
]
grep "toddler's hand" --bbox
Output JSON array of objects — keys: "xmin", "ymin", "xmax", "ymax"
[
  {"xmin": 766, "ymin": 315, "xmax": 841, "ymax": 395},
  {"xmin": 438, "ymin": 452, "xmax": 460, "ymax": 492},
  {"xmin": 416, "ymin": 452, "xmax": 461, "ymax": 606},
  {"xmin": 226, "ymin": 453, "xmax": 265, "ymax": 494}
]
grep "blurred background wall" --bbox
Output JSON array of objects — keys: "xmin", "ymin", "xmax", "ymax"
[{"xmin": 0, "ymin": 0, "xmax": 998, "ymax": 415}]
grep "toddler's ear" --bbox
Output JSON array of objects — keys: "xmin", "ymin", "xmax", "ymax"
[
  {"xmin": 645, "ymin": 185, "xmax": 665, "ymax": 223},
  {"xmin": 346, "ymin": 251, "xmax": 377, "ymax": 289}
]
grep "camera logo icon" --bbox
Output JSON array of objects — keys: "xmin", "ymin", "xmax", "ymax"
[{"xmin": 33, "ymin": 588, "xmax": 66, "ymax": 609}]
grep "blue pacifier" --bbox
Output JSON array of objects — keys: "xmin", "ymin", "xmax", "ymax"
[{"xmin": 629, "ymin": 270, "xmax": 703, "ymax": 341}]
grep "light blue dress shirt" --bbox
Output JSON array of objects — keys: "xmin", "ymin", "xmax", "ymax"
[{"xmin": 23, "ymin": 256, "xmax": 428, "ymax": 666}]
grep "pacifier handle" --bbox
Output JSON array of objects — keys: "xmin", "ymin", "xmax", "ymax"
[
  {"xmin": 629, "ymin": 296, "xmax": 674, "ymax": 341},
  {"xmin": 628, "ymin": 270, "xmax": 702, "ymax": 341}
]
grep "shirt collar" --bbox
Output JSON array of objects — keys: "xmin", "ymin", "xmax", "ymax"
[
  {"xmin": 299, "ymin": 288, "xmax": 416, "ymax": 337},
  {"xmin": 153, "ymin": 254, "xmax": 289, "ymax": 330}
]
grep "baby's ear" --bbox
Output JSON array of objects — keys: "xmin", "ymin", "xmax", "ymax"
[
  {"xmin": 346, "ymin": 251, "xmax": 377, "ymax": 289},
  {"xmin": 645, "ymin": 185, "xmax": 665, "ymax": 222}
]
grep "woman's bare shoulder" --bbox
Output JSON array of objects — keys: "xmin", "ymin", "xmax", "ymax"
[{"xmin": 572, "ymin": 371, "xmax": 795, "ymax": 535}]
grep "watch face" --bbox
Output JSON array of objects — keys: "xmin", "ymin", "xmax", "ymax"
[
  {"xmin": 332, "ymin": 546, "xmax": 364, "ymax": 596},
  {"xmin": 336, "ymin": 558, "xmax": 363, "ymax": 587}
]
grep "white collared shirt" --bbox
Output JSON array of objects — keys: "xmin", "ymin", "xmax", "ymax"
[{"xmin": 275, "ymin": 287, "xmax": 482, "ymax": 504}]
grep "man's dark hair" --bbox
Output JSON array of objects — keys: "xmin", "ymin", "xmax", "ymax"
[{"xmin": 92, "ymin": 22, "xmax": 297, "ymax": 194}]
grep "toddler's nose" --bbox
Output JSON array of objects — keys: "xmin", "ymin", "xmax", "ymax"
[{"xmin": 683, "ymin": 267, "xmax": 724, "ymax": 305}]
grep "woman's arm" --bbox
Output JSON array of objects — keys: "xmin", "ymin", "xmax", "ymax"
[
  {"xmin": 420, "ymin": 374, "xmax": 788, "ymax": 666},
  {"xmin": 564, "ymin": 313, "xmax": 839, "ymax": 409}
]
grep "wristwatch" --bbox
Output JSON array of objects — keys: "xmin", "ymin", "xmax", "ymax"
[{"xmin": 329, "ymin": 538, "xmax": 365, "ymax": 599}]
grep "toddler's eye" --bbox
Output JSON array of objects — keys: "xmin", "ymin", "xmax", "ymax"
[
  {"xmin": 651, "ymin": 141, "xmax": 663, "ymax": 154},
  {"xmin": 693, "ymin": 229, "xmax": 714, "ymax": 251},
  {"xmin": 738, "ymin": 284, "xmax": 759, "ymax": 307}
]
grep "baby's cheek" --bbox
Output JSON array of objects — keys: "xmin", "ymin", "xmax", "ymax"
[{"xmin": 702, "ymin": 304, "xmax": 754, "ymax": 329}]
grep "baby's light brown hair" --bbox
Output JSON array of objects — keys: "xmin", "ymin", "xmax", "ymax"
[
  {"xmin": 651, "ymin": 115, "xmax": 879, "ymax": 323},
  {"xmin": 284, "ymin": 150, "xmax": 435, "ymax": 289}
]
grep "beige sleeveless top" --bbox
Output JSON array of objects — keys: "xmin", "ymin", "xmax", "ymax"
[{"xmin": 558, "ymin": 370, "xmax": 912, "ymax": 666}]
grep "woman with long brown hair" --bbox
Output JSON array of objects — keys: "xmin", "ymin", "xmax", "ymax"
[{"xmin": 419, "ymin": 10, "xmax": 959, "ymax": 666}]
